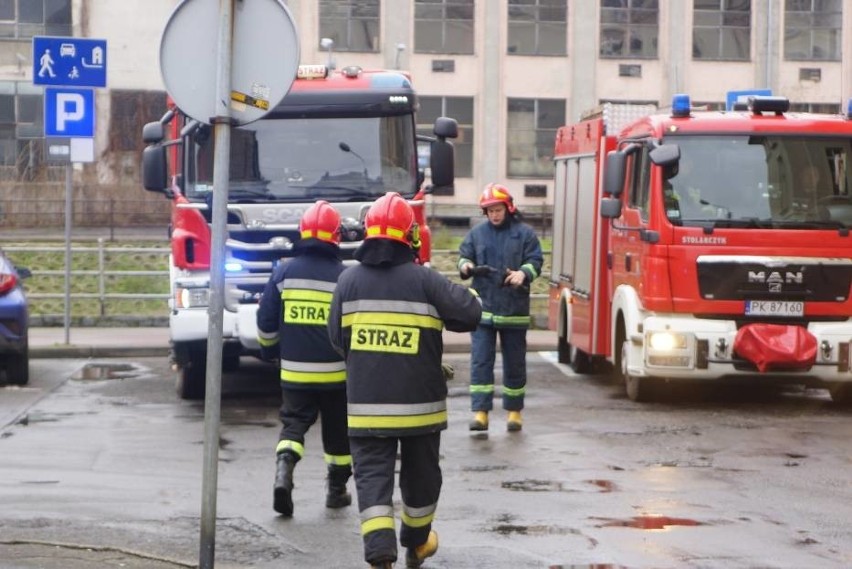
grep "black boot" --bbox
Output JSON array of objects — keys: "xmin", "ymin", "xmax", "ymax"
[
  {"xmin": 325, "ymin": 464, "xmax": 352, "ymax": 509},
  {"xmin": 273, "ymin": 451, "xmax": 297, "ymax": 516}
]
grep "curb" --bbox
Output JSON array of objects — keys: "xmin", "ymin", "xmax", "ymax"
[
  {"xmin": 29, "ymin": 343, "xmax": 555, "ymax": 359},
  {"xmin": 30, "ymin": 346, "xmax": 171, "ymax": 359}
]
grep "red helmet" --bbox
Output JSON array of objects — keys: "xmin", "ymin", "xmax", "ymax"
[
  {"xmin": 479, "ymin": 183, "xmax": 516, "ymax": 213},
  {"xmin": 299, "ymin": 200, "xmax": 341, "ymax": 245},
  {"xmin": 364, "ymin": 192, "xmax": 419, "ymax": 247}
]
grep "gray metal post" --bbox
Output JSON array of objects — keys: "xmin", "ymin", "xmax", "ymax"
[
  {"xmin": 199, "ymin": 0, "xmax": 234, "ymax": 566},
  {"xmin": 63, "ymin": 162, "xmax": 72, "ymax": 344},
  {"xmin": 98, "ymin": 238, "xmax": 105, "ymax": 317}
]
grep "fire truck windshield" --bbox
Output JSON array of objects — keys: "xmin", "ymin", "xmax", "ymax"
[
  {"xmin": 186, "ymin": 115, "xmax": 418, "ymax": 202},
  {"xmin": 662, "ymin": 134, "xmax": 852, "ymax": 229}
]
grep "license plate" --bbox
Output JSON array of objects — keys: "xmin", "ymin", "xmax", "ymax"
[{"xmin": 744, "ymin": 300, "xmax": 804, "ymax": 317}]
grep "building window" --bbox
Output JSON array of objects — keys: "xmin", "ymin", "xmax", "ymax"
[
  {"xmin": 417, "ymin": 96, "xmax": 473, "ymax": 181},
  {"xmin": 109, "ymin": 90, "xmax": 168, "ymax": 152},
  {"xmin": 693, "ymin": 0, "xmax": 751, "ymax": 60},
  {"xmin": 318, "ymin": 0, "xmax": 379, "ymax": 53},
  {"xmin": 784, "ymin": 0, "xmax": 841, "ymax": 61},
  {"xmin": 600, "ymin": 0, "xmax": 659, "ymax": 59},
  {"xmin": 0, "ymin": 0, "xmax": 72, "ymax": 39},
  {"xmin": 414, "ymin": 0, "xmax": 474, "ymax": 54},
  {"xmin": 507, "ymin": 98, "xmax": 565, "ymax": 178},
  {"xmin": 507, "ymin": 0, "xmax": 567, "ymax": 56},
  {"xmin": 0, "ymin": 81, "xmax": 56, "ymax": 181},
  {"xmin": 789, "ymin": 102, "xmax": 840, "ymax": 114}
]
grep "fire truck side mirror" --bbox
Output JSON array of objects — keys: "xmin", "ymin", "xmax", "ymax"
[
  {"xmin": 433, "ymin": 117, "xmax": 458, "ymax": 139},
  {"xmin": 142, "ymin": 121, "xmax": 165, "ymax": 144},
  {"xmin": 649, "ymin": 143, "xmax": 680, "ymax": 168},
  {"xmin": 603, "ymin": 151, "xmax": 626, "ymax": 197},
  {"xmin": 430, "ymin": 138, "xmax": 455, "ymax": 190},
  {"xmin": 142, "ymin": 145, "xmax": 168, "ymax": 194},
  {"xmin": 600, "ymin": 197, "xmax": 622, "ymax": 219}
]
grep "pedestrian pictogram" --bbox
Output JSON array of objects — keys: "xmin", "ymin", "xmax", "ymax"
[{"xmin": 38, "ymin": 48, "xmax": 56, "ymax": 78}]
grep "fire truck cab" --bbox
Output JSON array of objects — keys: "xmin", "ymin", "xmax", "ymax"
[
  {"xmin": 549, "ymin": 95, "xmax": 852, "ymax": 403},
  {"xmin": 142, "ymin": 64, "xmax": 457, "ymax": 399}
]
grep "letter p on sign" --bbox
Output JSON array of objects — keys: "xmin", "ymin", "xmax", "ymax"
[
  {"xmin": 44, "ymin": 87, "xmax": 95, "ymax": 137},
  {"xmin": 57, "ymin": 92, "xmax": 84, "ymax": 130}
]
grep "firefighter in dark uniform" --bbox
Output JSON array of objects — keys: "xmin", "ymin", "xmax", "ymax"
[
  {"xmin": 257, "ymin": 200, "xmax": 352, "ymax": 517},
  {"xmin": 328, "ymin": 192, "xmax": 482, "ymax": 569},
  {"xmin": 458, "ymin": 184, "xmax": 543, "ymax": 433}
]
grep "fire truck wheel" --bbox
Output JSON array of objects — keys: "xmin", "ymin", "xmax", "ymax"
[
  {"xmin": 621, "ymin": 341, "xmax": 655, "ymax": 402},
  {"xmin": 827, "ymin": 383, "xmax": 852, "ymax": 406},
  {"xmin": 624, "ymin": 375, "xmax": 655, "ymax": 403},
  {"xmin": 570, "ymin": 347, "xmax": 592, "ymax": 374},
  {"xmin": 557, "ymin": 333, "xmax": 572, "ymax": 365},
  {"xmin": 176, "ymin": 348, "xmax": 207, "ymax": 400}
]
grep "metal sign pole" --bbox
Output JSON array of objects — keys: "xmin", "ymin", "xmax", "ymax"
[
  {"xmin": 199, "ymin": 0, "xmax": 234, "ymax": 566},
  {"xmin": 63, "ymin": 162, "xmax": 72, "ymax": 344}
]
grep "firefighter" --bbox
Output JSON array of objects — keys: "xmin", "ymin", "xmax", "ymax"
[
  {"xmin": 328, "ymin": 192, "xmax": 481, "ymax": 569},
  {"xmin": 256, "ymin": 200, "xmax": 352, "ymax": 517},
  {"xmin": 458, "ymin": 183, "xmax": 543, "ymax": 433}
]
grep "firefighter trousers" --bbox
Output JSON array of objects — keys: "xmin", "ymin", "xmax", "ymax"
[
  {"xmin": 470, "ymin": 325, "xmax": 527, "ymax": 412},
  {"xmin": 277, "ymin": 386, "xmax": 350, "ymax": 462},
  {"xmin": 350, "ymin": 432, "xmax": 442, "ymax": 565}
]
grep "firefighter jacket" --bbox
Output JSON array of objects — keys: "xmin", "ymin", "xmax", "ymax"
[
  {"xmin": 257, "ymin": 241, "xmax": 346, "ymax": 390},
  {"xmin": 328, "ymin": 240, "xmax": 482, "ymax": 437},
  {"xmin": 457, "ymin": 216, "xmax": 543, "ymax": 328}
]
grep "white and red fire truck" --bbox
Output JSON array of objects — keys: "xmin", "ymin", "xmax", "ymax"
[
  {"xmin": 141, "ymin": 64, "xmax": 457, "ymax": 399},
  {"xmin": 548, "ymin": 95, "xmax": 852, "ymax": 402}
]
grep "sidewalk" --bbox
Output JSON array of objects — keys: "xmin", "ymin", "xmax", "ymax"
[{"xmin": 29, "ymin": 327, "xmax": 558, "ymax": 358}]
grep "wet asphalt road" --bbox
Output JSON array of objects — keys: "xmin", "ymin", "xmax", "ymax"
[{"xmin": 1, "ymin": 353, "xmax": 851, "ymax": 568}]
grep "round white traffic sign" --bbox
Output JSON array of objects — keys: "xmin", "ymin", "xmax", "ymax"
[{"xmin": 159, "ymin": 0, "xmax": 299, "ymax": 126}]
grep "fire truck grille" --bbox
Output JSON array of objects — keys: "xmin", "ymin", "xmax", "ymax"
[{"xmin": 696, "ymin": 259, "xmax": 852, "ymax": 302}]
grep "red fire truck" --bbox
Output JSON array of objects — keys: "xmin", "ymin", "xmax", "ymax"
[
  {"xmin": 548, "ymin": 95, "xmax": 852, "ymax": 403},
  {"xmin": 141, "ymin": 64, "xmax": 457, "ymax": 399}
]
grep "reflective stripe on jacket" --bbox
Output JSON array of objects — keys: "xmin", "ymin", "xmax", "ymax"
[
  {"xmin": 458, "ymin": 217, "xmax": 543, "ymax": 328},
  {"xmin": 256, "ymin": 246, "xmax": 346, "ymax": 389},
  {"xmin": 329, "ymin": 259, "xmax": 482, "ymax": 437}
]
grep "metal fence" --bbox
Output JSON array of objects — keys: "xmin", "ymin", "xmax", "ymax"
[{"xmin": 4, "ymin": 242, "xmax": 550, "ymax": 325}]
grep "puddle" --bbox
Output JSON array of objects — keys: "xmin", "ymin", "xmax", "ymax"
[
  {"xmin": 593, "ymin": 515, "xmax": 704, "ymax": 530},
  {"xmin": 72, "ymin": 362, "xmax": 140, "ymax": 381},
  {"xmin": 550, "ymin": 566, "xmax": 628, "ymax": 569},
  {"xmin": 587, "ymin": 479, "xmax": 617, "ymax": 492},
  {"xmin": 502, "ymin": 479, "xmax": 562, "ymax": 492},
  {"xmin": 462, "ymin": 465, "xmax": 508, "ymax": 473}
]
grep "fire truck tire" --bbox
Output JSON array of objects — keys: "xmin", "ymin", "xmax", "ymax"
[
  {"xmin": 828, "ymin": 383, "xmax": 852, "ymax": 406},
  {"xmin": 557, "ymin": 333, "xmax": 572, "ymax": 364},
  {"xmin": 570, "ymin": 347, "xmax": 592, "ymax": 374},
  {"xmin": 620, "ymin": 340, "xmax": 655, "ymax": 402},
  {"xmin": 176, "ymin": 347, "xmax": 206, "ymax": 400}
]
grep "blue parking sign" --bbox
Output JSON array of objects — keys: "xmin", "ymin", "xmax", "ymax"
[
  {"xmin": 45, "ymin": 87, "xmax": 95, "ymax": 137},
  {"xmin": 33, "ymin": 36, "xmax": 107, "ymax": 88}
]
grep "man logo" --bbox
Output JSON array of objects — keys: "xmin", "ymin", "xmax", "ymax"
[{"xmin": 748, "ymin": 270, "xmax": 804, "ymax": 293}]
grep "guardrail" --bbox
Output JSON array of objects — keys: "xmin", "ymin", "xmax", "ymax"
[
  {"xmin": 3, "ymin": 242, "xmax": 549, "ymax": 323},
  {"xmin": 4, "ymin": 240, "xmax": 171, "ymax": 321}
]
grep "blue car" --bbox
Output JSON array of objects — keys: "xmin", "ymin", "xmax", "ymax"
[{"xmin": 0, "ymin": 249, "xmax": 29, "ymax": 385}]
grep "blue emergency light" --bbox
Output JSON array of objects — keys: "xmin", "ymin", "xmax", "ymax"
[
  {"xmin": 847, "ymin": 98, "xmax": 852, "ymax": 120},
  {"xmin": 671, "ymin": 94, "xmax": 691, "ymax": 118}
]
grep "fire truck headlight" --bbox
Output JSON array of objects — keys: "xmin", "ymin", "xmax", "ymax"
[
  {"xmin": 177, "ymin": 287, "xmax": 209, "ymax": 309},
  {"xmin": 225, "ymin": 262, "xmax": 243, "ymax": 272},
  {"xmin": 646, "ymin": 331, "xmax": 693, "ymax": 368},
  {"xmin": 648, "ymin": 331, "xmax": 686, "ymax": 351}
]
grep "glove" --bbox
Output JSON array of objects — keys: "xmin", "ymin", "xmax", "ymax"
[{"xmin": 441, "ymin": 362, "xmax": 455, "ymax": 381}]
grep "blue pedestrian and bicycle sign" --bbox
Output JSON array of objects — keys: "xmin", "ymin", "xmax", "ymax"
[{"xmin": 32, "ymin": 36, "xmax": 107, "ymax": 88}]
